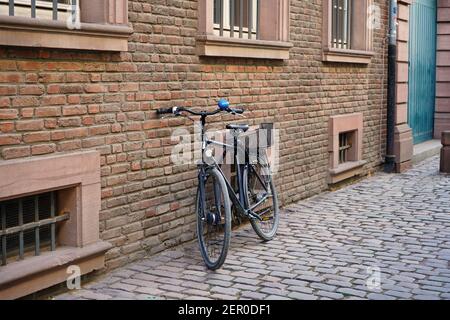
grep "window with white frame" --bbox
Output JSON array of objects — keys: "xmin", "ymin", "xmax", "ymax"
[
  {"xmin": 0, "ymin": 0, "xmax": 131, "ymax": 51},
  {"xmin": 0, "ymin": 0, "xmax": 72, "ymax": 21},
  {"xmin": 331, "ymin": 0, "xmax": 351, "ymax": 49},
  {"xmin": 198, "ymin": 0, "xmax": 291, "ymax": 59},
  {"xmin": 323, "ymin": 0, "xmax": 374, "ymax": 63},
  {"xmin": 213, "ymin": 0, "xmax": 259, "ymax": 39}
]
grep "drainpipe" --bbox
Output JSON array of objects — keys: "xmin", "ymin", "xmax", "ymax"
[{"xmin": 385, "ymin": 0, "xmax": 398, "ymax": 173}]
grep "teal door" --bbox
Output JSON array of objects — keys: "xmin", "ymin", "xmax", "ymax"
[{"xmin": 408, "ymin": 0, "xmax": 437, "ymax": 144}]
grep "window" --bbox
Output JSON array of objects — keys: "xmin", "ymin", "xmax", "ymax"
[
  {"xmin": 328, "ymin": 113, "xmax": 366, "ymax": 184},
  {"xmin": 338, "ymin": 131, "xmax": 353, "ymax": 164},
  {"xmin": 323, "ymin": 0, "xmax": 374, "ymax": 64},
  {"xmin": 0, "ymin": 0, "xmax": 132, "ymax": 51},
  {"xmin": 213, "ymin": 0, "xmax": 258, "ymax": 39},
  {"xmin": 0, "ymin": 0, "xmax": 71, "ymax": 21},
  {"xmin": 331, "ymin": 0, "xmax": 351, "ymax": 49},
  {"xmin": 0, "ymin": 151, "xmax": 110, "ymax": 299},
  {"xmin": 197, "ymin": 0, "xmax": 292, "ymax": 60},
  {"xmin": 0, "ymin": 191, "xmax": 69, "ymax": 266}
]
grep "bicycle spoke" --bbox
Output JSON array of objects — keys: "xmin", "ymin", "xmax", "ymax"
[
  {"xmin": 245, "ymin": 154, "xmax": 279, "ymax": 240},
  {"xmin": 197, "ymin": 168, "xmax": 231, "ymax": 269}
]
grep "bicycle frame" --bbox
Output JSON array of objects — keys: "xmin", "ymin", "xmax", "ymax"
[{"xmin": 197, "ymin": 114, "xmax": 269, "ymax": 222}]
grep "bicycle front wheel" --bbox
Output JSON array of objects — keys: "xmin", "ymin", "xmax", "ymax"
[
  {"xmin": 243, "ymin": 153, "xmax": 280, "ymax": 241},
  {"xmin": 196, "ymin": 167, "xmax": 231, "ymax": 270}
]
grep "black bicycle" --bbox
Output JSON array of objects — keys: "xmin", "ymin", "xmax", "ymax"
[{"xmin": 157, "ymin": 99, "xmax": 279, "ymax": 270}]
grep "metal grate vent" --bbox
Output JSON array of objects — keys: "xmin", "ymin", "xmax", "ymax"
[{"xmin": 0, "ymin": 191, "xmax": 69, "ymax": 266}]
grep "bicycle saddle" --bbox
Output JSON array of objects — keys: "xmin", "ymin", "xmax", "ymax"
[{"xmin": 226, "ymin": 124, "xmax": 249, "ymax": 132}]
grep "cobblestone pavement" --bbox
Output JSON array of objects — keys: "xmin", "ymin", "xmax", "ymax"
[{"xmin": 56, "ymin": 157, "xmax": 450, "ymax": 300}]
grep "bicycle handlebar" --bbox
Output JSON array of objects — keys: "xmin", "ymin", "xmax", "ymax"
[
  {"xmin": 231, "ymin": 108, "xmax": 244, "ymax": 114},
  {"xmin": 156, "ymin": 106, "xmax": 244, "ymax": 117},
  {"xmin": 156, "ymin": 107, "xmax": 174, "ymax": 115}
]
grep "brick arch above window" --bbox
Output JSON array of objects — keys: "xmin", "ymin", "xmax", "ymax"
[
  {"xmin": 322, "ymin": 0, "xmax": 375, "ymax": 64},
  {"xmin": 197, "ymin": 0, "xmax": 292, "ymax": 60},
  {"xmin": 0, "ymin": 0, "xmax": 132, "ymax": 51}
]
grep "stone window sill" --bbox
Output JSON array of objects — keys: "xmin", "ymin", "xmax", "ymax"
[
  {"xmin": 0, "ymin": 16, "xmax": 133, "ymax": 51},
  {"xmin": 323, "ymin": 48, "xmax": 374, "ymax": 64},
  {"xmin": 328, "ymin": 160, "xmax": 367, "ymax": 184},
  {"xmin": 196, "ymin": 35, "xmax": 293, "ymax": 60},
  {"xmin": 0, "ymin": 241, "xmax": 112, "ymax": 299}
]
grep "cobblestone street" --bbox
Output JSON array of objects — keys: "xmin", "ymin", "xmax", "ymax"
[{"xmin": 56, "ymin": 157, "xmax": 450, "ymax": 300}]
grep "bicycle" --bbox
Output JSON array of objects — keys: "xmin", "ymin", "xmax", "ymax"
[{"xmin": 157, "ymin": 99, "xmax": 279, "ymax": 270}]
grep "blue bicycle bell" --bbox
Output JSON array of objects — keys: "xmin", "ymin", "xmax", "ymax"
[{"xmin": 218, "ymin": 99, "xmax": 230, "ymax": 111}]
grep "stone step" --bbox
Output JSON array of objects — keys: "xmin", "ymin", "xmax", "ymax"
[{"xmin": 412, "ymin": 139, "xmax": 441, "ymax": 165}]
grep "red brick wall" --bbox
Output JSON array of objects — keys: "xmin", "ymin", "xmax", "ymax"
[{"xmin": 0, "ymin": 0, "xmax": 388, "ymax": 269}]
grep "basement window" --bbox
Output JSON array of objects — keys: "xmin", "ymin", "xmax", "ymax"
[
  {"xmin": 339, "ymin": 131, "xmax": 353, "ymax": 164},
  {"xmin": 0, "ymin": 151, "xmax": 111, "ymax": 300},
  {"xmin": 0, "ymin": 191, "xmax": 69, "ymax": 266},
  {"xmin": 328, "ymin": 113, "xmax": 366, "ymax": 184}
]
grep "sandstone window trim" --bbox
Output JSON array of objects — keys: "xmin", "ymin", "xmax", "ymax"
[
  {"xmin": 0, "ymin": 0, "xmax": 132, "ymax": 51},
  {"xmin": 0, "ymin": 151, "xmax": 111, "ymax": 299},
  {"xmin": 197, "ymin": 0, "xmax": 292, "ymax": 60},
  {"xmin": 322, "ymin": 0, "xmax": 374, "ymax": 64},
  {"xmin": 328, "ymin": 113, "xmax": 367, "ymax": 184}
]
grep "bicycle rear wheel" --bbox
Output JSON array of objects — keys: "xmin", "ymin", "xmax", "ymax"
[
  {"xmin": 243, "ymin": 153, "xmax": 279, "ymax": 241},
  {"xmin": 196, "ymin": 167, "xmax": 231, "ymax": 270}
]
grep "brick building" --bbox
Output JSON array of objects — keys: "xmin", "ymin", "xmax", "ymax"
[{"xmin": 0, "ymin": 0, "xmax": 438, "ymax": 298}]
